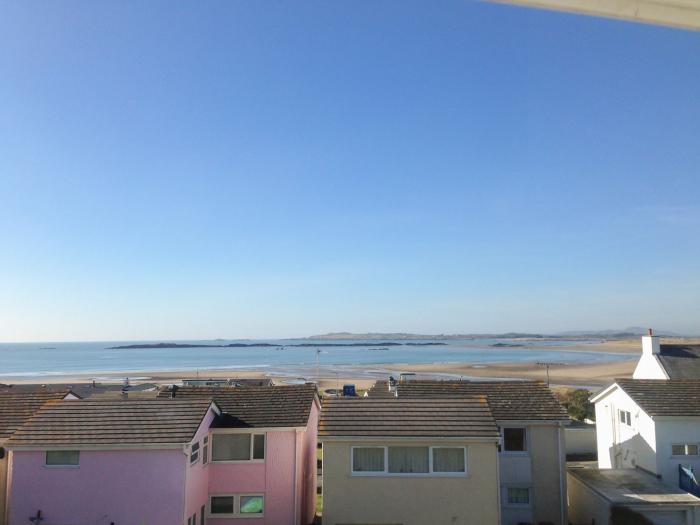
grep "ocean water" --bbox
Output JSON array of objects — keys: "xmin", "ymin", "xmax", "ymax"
[{"xmin": 0, "ymin": 338, "xmax": 634, "ymax": 380}]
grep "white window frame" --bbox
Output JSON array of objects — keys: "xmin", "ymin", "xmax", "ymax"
[
  {"xmin": 208, "ymin": 493, "xmax": 264, "ymax": 519},
  {"xmin": 190, "ymin": 441, "xmax": 200, "ymax": 466},
  {"xmin": 210, "ymin": 432, "xmax": 266, "ymax": 463},
  {"xmin": 503, "ymin": 485, "xmax": 532, "ymax": 508},
  {"xmin": 672, "ymin": 443, "xmax": 699, "ymax": 457},
  {"xmin": 501, "ymin": 427, "xmax": 528, "ymax": 455},
  {"xmin": 350, "ymin": 445, "xmax": 468, "ymax": 477},
  {"xmin": 202, "ymin": 436, "xmax": 209, "ymax": 465},
  {"xmin": 44, "ymin": 450, "xmax": 80, "ymax": 468},
  {"xmin": 619, "ymin": 409, "xmax": 632, "ymax": 427}
]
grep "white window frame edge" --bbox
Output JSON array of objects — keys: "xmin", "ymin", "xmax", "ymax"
[
  {"xmin": 208, "ymin": 493, "xmax": 265, "ymax": 519},
  {"xmin": 350, "ymin": 445, "xmax": 468, "ymax": 477}
]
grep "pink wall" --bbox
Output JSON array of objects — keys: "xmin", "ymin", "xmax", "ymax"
[
  {"xmin": 207, "ymin": 431, "xmax": 297, "ymax": 525},
  {"xmin": 184, "ymin": 407, "xmax": 218, "ymax": 524},
  {"xmin": 9, "ymin": 449, "xmax": 186, "ymax": 525}
]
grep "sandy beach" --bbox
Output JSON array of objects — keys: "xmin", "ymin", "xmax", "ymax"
[{"xmin": 3, "ymin": 338, "xmax": 677, "ymax": 392}]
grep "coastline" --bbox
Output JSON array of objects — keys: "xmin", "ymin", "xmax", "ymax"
[{"xmin": 0, "ymin": 340, "xmax": 649, "ymax": 391}]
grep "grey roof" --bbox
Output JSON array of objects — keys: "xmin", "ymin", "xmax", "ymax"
[
  {"xmin": 368, "ymin": 380, "xmax": 568, "ymax": 421},
  {"xmin": 616, "ymin": 379, "xmax": 700, "ymax": 417},
  {"xmin": 157, "ymin": 384, "xmax": 317, "ymax": 428},
  {"xmin": 658, "ymin": 344, "xmax": 700, "ymax": 379},
  {"xmin": 0, "ymin": 390, "xmax": 75, "ymax": 442},
  {"xmin": 7, "ymin": 398, "xmax": 214, "ymax": 447},
  {"xmin": 319, "ymin": 397, "xmax": 499, "ymax": 439},
  {"xmin": 568, "ymin": 465, "xmax": 700, "ymax": 505}
]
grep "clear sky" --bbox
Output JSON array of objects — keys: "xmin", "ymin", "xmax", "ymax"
[{"xmin": 1, "ymin": 1, "xmax": 699, "ymax": 342}]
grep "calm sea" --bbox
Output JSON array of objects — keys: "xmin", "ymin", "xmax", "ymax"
[{"xmin": 0, "ymin": 338, "xmax": 634, "ymax": 380}]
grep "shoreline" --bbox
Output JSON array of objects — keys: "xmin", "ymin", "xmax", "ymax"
[{"xmin": 1, "ymin": 338, "xmax": 678, "ymax": 391}]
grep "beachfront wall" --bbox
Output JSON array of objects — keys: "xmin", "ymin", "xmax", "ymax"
[
  {"xmin": 8, "ymin": 448, "xmax": 186, "ymax": 525},
  {"xmin": 321, "ymin": 439, "xmax": 500, "ymax": 525}
]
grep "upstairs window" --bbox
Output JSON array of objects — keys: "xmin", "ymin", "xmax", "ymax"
[
  {"xmin": 619, "ymin": 410, "xmax": 632, "ymax": 426},
  {"xmin": 352, "ymin": 447, "xmax": 385, "ymax": 472},
  {"xmin": 388, "ymin": 446, "xmax": 429, "ymax": 474},
  {"xmin": 672, "ymin": 444, "xmax": 699, "ymax": 456},
  {"xmin": 190, "ymin": 442, "xmax": 200, "ymax": 465},
  {"xmin": 45, "ymin": 450, "xmax": 79, "ymax": 467},
  {"xmin": 502, "ymin": 428, "xmax": 527, "ymax": 452},
  {"xmin": 352, "ymin": 446, "xmax": 467, "ymax": 476},
  {"xmin": 211, "ymin": 433, "xmax": 265, "ymax": 462}
]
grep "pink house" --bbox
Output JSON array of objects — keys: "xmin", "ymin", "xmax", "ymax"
[{"xmin": 5, "ymin": 385, "xmax": 319, "ymax": 525}]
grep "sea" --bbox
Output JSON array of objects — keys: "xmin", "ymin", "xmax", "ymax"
[{"xmin": 0, "ymin": 338, "xmax": 635, "ymax": 381}]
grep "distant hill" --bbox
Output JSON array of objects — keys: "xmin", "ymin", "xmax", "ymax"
[{"xmin": 555, "ymin": 327, "xmax": 684, "ymax": 337}]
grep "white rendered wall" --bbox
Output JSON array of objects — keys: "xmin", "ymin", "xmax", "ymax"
[
  {"xmin": 654, "ymin": 417, "xmax": 700, "ymax": 487},
  {"xmin": 633, "ymin": 354, "xmax": 669, "ymax": 379},
  {"xmin": 594, "ymin": 386, "xmax": 657, "ymax": 473}
]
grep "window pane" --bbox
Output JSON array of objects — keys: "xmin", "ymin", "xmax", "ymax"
[
  {"xmin": 619, "ymin": 411, "xmax": 625, "ymax": 423},
  {"xmin": 253, "ymin": 434, "xmax": 265, "ymax": 460},
  {"xmin": 240, "ymin": 495, "xmax": 264, "ymax": 514},
  {"xmin": 352, "ymin": 447, "xmax": 384, "ymax": 472},
  {"xmin": 507, "ymin": 487, "xmax": 530, "ymax": 505},
  {"xmin": 673, "ymin": 444, "xmax": 686, "ymax": 456},
  {"xmin": 432, "ymin": 448, "xmax": 465, "ymax": 473},
  {"xmin": 210, "ymin": 496, "xmax": 234, "ymax": 514},
  {"xmin": 503, "ymin": 428, "xmax": 526, "ymax": 452},
  {"xmin": 203, "ymin": 444, "xmax": 208, "ymax": 464},
  {"xmin": 212, "ymin": 434, "xmax": 251, "ymax": 461},
  {"xmin": 688, "ymin": 445, "xmax": 699, "ymax": 455},
  {"xmin": 46, "ymin": 450, "xmax": 79, "ymax": 466},
  {"xmin": 388, "ymin": 447, "xmax": 429, "ymax": 473}
]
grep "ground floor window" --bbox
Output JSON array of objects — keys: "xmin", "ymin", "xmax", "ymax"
[
  {"xmin": 672, "ymin": 444, "xmax": 699, "ymax": 456},
  {"xmin": 505, "ymin": 486, "xmax": 531, "ymax": 506},
  {"xmin": 209, "ymin": 494, "xmax": 264, "ymax": 518},
  {"xmin": 351, "ymin": 446, "xmax": 466, "ymax": 475}
]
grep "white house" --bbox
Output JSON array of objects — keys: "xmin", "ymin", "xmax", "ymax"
[
  {"xmin": 567, "ymin": 379, "xmax": 700, "ymax": 525},
  {"xmin": 634, "ymin": 330, "xmax": 700, "ymax": 380}
]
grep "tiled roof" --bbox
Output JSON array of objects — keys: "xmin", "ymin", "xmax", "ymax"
[
  {"xmin": 320, "ymin": 397, "xmax": 499, "ymax": 438},
  {"xmin": 368, "ymin": 380, "xmax": 568, "ymax": 421},
  {"xmin": 658, "ymin": 345, "xmax": 700, "ymax": 379},
  {"xmin": 157, "ymin": 384, "xmax": 317, "ymax": 428},
  {"xmin": 0, "ymin": 390, "xmax": 75, "ymax": 442},
  {"xmin": 616, "ymin": 379, "xmax": 700, "ymax": 417},
  {"xmin": 7, "ymin": 398, "xmax": 214, "ymax": 447}
]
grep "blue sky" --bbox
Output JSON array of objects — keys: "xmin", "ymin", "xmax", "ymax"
[{"xmin": 1, "ymin": 1, "xmax": 699, "ymax": 341}]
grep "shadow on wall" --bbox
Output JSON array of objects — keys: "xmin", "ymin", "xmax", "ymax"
[
  {"xmin": 610, "ymin": 506, "xmax": 653, "ymax": 525},
  {"xmin": 606, "ymin": 434, "xmax": 656, "ymax": 472}
]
